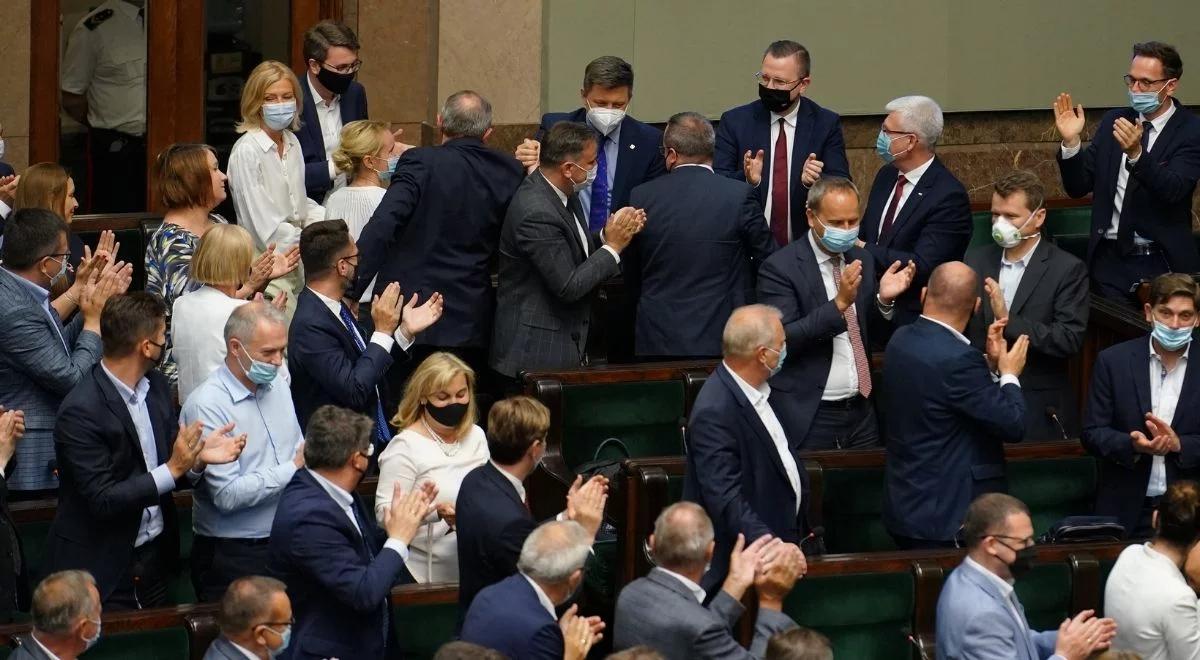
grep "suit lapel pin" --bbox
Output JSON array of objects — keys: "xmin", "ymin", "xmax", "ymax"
[
  {"xmin": 629, "ymin": 144, "xmax": 635, "ymax": 150},
  {"xmin": 917, "ymin": 192, "xmax": 924, "ymax": 196}
]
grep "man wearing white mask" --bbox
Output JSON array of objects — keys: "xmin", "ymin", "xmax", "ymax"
[{"xmin": 965, "ymin": 171, "xmax": 1089, "ymax": 442}]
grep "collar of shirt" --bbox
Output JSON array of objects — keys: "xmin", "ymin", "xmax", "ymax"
[
  {"xmin": 806, "ymin": 229, "xmax": 837, "ymax": 266},
  {"xmin": 3, "ymin": 267, "xmax": 50, "ymax": 306},
  {"xmin": 308, "ymin": 467, "xmax": 355, "ymax": 512},
  {"xmin": 770, "ymin": 100, "xmax": 801, "ymax": 128},
  {"xmin": 215, "ymin": 363, "xmax": 259, "ymax": 403},
  {"xmin": 539, "ymin": 171, "xmax": 569, "ymax": 207},
  {"xmin": 522, "ymin": 574, "xmax": 559, "ymax": 620},
  {"xmin": 723, "ymin": 361, "xmax": 772, "ymax": 404},
  {"xmin": 964, "ymin": 555, "xmax": 1016, "ymax": 597},
  {"xmin": 227, "ymin": 639, "xmax": 262, "ymax": 660},
  {"xmin": 248, "ymin": 128, "xmax": 290, "ymax": 155},
  {"xmin": 29, "ymin": 633, "xmax": 61, "ymax": 660},
  {"xmin": 309, "ymin": 286, "xmax": 348, "ymax": 319},
  {"xmin": 1142, "ymin": 99, "xmax": 1177, "ymax": 134},
  {"xmin": 1001, "ymin": 236, "xmax": 1041, "ymax": 268},
  {"xmin": 306, "ymin": 71, "xmax": 341, "ymax": 109},
  {"xmin": 1150, "ymin": 335, "xmax": 1192, "ymax": 365},
  {"xmin": 491, "ymin": 460, "xmax": 527, "ymax": 503},
  {"xmin": 100, "ymin": 360, "xmax": 150, "ymax": 406},
  {"xmin": 920, "ymin": 315, "xmax": 971, "ymax": 345},
  {"xmin": 657, "ymin": 567, "xmax": 706, "ymax": 603},
  {"xmin": 673, "ymin": 163, "xmax": 714, "ymax": 172},
  {"xmin": 900, "ymin": 155, "xmax": 936, "ymax": 187}
]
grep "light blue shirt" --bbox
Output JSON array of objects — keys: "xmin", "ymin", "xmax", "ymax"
[
  {"xmin": 998, "ymin": 238, "xmax": 1039, "ymax": 312},
  {"xmin": 576, "ymin": 119, "xmax": 621, "ymax": 221},
  {"xmin": 3, "ymin": 267, "xmax": 68, "ymax": 353},
  {"xmin": 99, "ymin": 361, "xmax": 175, "ymax": 547},
  {"xmin": 182, "ymin": 364, "xmax": 301, "ymax": 538}
]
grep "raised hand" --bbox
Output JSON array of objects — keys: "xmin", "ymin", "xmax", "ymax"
[
  {"xmin": 1053, "ymin": 93, "xmax": 1086, "ymax": 148},
  {"xmin": 799, "ymin": 153, "xmax": 824, "ymax": 186},
  {"xmin": 997, "ymin": 334, "xmax": 1030, "ymax": 377},
  {"xmin": 370, "ymin": 282, "xmax": 404, "ymax": 336},
  {"xmin": 243, "ymin": 244, "xmax": 278, "ymax": 295},
  {"xmin": 400, "ymin": 291, "xmax": 444, "ymax": 338},
  {"xmin": 985, "ymin": 319, "xmax": 1008, "ymax": 372},
  {"xmin": 270, "ymin": 245, "xmax": 301, "ymax": 280},
  {"xmin": 383, "ymin": 482, "xmax": 434, "ymax": 545},
  {"xmin": 196, "ymin": 423, "xmax": 247, "ymax": 470},
  {"xmin": 879, "ymin": 260, "xmax": 916, "ymax": 304},
  {"xmin": 269, "ymin": 290, "xmax": 289, "ymax": 312},
  {"xmin": 566, "ymin": 475, "xmax": 608, "ymax": 540},
  {"xmin": 834, "ymin": 259, "xmax": 863, "ymax": 312},
  {"xmin": 722, "ymin": 533, "xmax": 781, "ymax": 601},
  {"xmin": 1113, "ymin": 117, "xmax": 1144, "ymax": 160},
  {"xmin": 743, "ymin": 149, "xmax": 765, "ymax": 186},
  {"xmin": 603, "ymin": 207, "xmax": 643, "ymax": 253},
  {"xmin": 391, "ymin": 128, "xmax": 415, "ymax": 158},
  {"xmin": 1053, "ymin": 610, "xmax": 1116, "ymax": 660},
  {"xmin": 0, "ymin": 174, "xmax": 19, "ymax": 206},
  {"xmin": 515, "ymin": 138, "xmax": 541, "ymax": 173},
  {"xmin": 559, "ymin": 605, "xmax": 604, "ymax": 660},
  {"xmin": 983, "ymin": 277, "xmax": 1009, "ymax": 321},
  {"xmin": 95, "ymin": 230, "xmax": 119, "ymax": 260}
]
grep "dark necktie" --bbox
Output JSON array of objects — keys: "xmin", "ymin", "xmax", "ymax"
[
  {"xmin": 879, "ymin": 172, "xmax": 908, "ymax": 237},
  {"xmin": 337, "ymin": 304, "xmax": 392, "ymax": 448},
  {"xmin": 770, "ymin": 118, "xmax": 790, "ymax": 246},
  {"xmin": 1140, "ymin": 120, "xmax": 1153, "ymax": 156},
  {"xmin": 567, "ymin": 196, "xmax": 590, "ymax": 257},
  {"xmin": 588, "ymin": 133, "xmax": 610, "ymax": 231},
  {"xmin": 349, "ymin": 499, "xmax": 390, "ymax": 646}
]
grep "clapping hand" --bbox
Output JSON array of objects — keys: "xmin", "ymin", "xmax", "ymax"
[
  {"xmin": 400, "ymin": 291, "xmax": 444, "ymax": 338},
  {"xmin": 1053, "ymin": 609, "xmax": 1116, "ymax": 660},
  {"xmin": 391, "ymin": 128, "xmax": 415, "ymax": 158},
  {"xmin": 196, "ymin": 423, "xmax": 248, "ymax": 470},
  {"xmin": 833, "ymin": 259, "xmax": 863, "ymax": 312},
  {"xmin": 743, "ymin": 149, "xmax": 765, "ymax": 186},
  {"xmin": 1113, "ymin": 117, "xmax": 1145, "ymax": 160},
  {"xmin": 721, "ymin": 533, "xmax": 782, "ymax": 601},
  {"xmin": 271, "ymin": 245, "xmax": 301, "ymax": 280},
  {"xmin": 983, "ymin": 277, "xmax": 1008, "ymax": 321},
  {"xmin": 1135, "ymin": 413, "xmax": 1181, "ymax": 455},
  {"xmin": 0, "ymin": 408, "xmax": 24, "ymax": 472},
  {"xmin": 370, "ymin": 283, "xmax": 403, "ymax": 336},
  {"xmin": 566, "ymin": 474, "xmax": 608, "ymax": 540},
  {"xmin": 0, "ymin": 175, "xmax": 18, "ymax": 206},
  {"xmin": 1053, "ymin": 93, "xmax": 1086, "ymax": 148},
  {"xmin": 559, "ymin": 604, "xmax": 604, "ymax": 660},
  {"xmin": 878, "ymin": 260, "xmax": 916, "ymax": 305},
  {"xmin": 383, "ymin": 482, "xmax": 436, "ymax": 545},
  {"xmin": 800, "ymin": 153, "xmax": 824, "ymax": 187},
  {"xmin": 603, "ymin": 207, "xmax": 645, "ymax": 253}
]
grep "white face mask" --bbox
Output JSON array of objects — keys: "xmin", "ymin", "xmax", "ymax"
[
  {"xmin": 587, "ymin": 106, "xmax": 625, "ymax": 136},
  {"xmin": 991, "ymin": 209, "xmax": 1040, "ymax": 249}
]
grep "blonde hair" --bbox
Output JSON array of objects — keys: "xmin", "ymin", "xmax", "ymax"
[
  {"xmin": 332, "ymin": 120, "xmax": 390, "ymax": 176},
  {"xmin": 391, "ymin": 352, "xmax": 477, "ymax": 440},
  {"xmin": 191, "ymin": 224, "xmax": 254, "ymax": 287},
  {"xmin": 237, "ymin": 60, "xmax": 304, "ymax": 133},
  {"xmin": 14, "ymin": 163, "xmax": 71, "ymax": 221}
]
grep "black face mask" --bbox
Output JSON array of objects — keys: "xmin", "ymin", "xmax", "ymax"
[
  {"xmin": 1002, "ymin": 541, "xmax": 1036, "ymax": 579},
  {"xmin": 425, "ymin": 401, "xmax": 469, "ymax": 427},
  {"xmin": 758, "ymin": 84, "xmax": 796, "ymax": 114},
  {"xmin": 316, "ymin": 66, "xmax": 355, "ymax": 96}
]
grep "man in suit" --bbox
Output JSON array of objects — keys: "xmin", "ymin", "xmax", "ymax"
[
  {"xmin": 937, "ymin": 493, "xmax": 1115, "ymax": 660},
  {"xmin": 613, "ymin": 502, "xmax": 803, "ymax": 659},
  {"xmin": 268, "ymin": 404, "xmax": 434, "ymax": 660},
  {"xmin": 625, "ymin": 112, "xmax": 776, "ymax": 359},
  {"xmin": 456, "ymin": 396, "xmax": 607, "ymax": 617},
  {"xmin": 1082, "ymin": 273, "xmax": 1200, "ymax": 538},
  {"xmin": 352, "ymin": 91, "xmax": 522, "ymax": 392},
  {"xmin": 883, "ymin": 262, "xmax": 1029, "ymax": 549},
  {"xmin": 1055, "ymin": 41, "xmax": 1200, "ymax": 304},
  {"xmin": 290, "ymin": 219, "xmax": 442, "ymax": 438},
  {"xmin": 203, "ymin": 576, "xmax": 293, "ymax": 660},
  {"xmin": 0, "ymin": 208, "xmax": 121, "ymax": 493},
  {"xmin": 966, "ymin": 171, "xmax": 1089, "ymax": 442},
  {"xmin": 0, "ymin": 408, "xmax": 27, "ymax": 622},
  {"xmin": 758, "ymin": 176, "xmax": 916, "ymax": 450},
  {"xmin": 683, "ymin": 304, "xmax": 809, "ymax": 592},
  {"xmin": 514, "ymin": 56, "xmax": 666, "ymax": 232},
  {"xmin": 859, "ymin": 95, "xmax": 972, "ymax": 326},
  {"xmin": 490, "ymin": 122, "xmax": 643, "ymax": 381},
  {"xmin": 11, "ymin": 570, "xmax": 101, "ymax": 660},
  {"xmin": 461, "ymin": 521, "xmax": 605, "ymax": 659},
  {"xmin": 714, "ymin": 40, "xmax": 851, "ymax": 247},
  {"xmin": 48, "ymin": 292, "xmax": 246, "ymax": 608}
]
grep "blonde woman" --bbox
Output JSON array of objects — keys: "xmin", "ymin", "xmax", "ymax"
[
  {"xmin": 227, "ymin": 60, "xmax": 325, "ymax": 315},
  {"xmin": 375, "ymin": 352, "xmax": 488, "ymax": 583},
  {"xmin": 324, "ymin": 119, "xmax": 395, "ymax": 302}
]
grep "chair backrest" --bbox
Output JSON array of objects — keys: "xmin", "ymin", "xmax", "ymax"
[{"xmin": 183, "ymin": 612, "xmax": 219, "ymax": 660}]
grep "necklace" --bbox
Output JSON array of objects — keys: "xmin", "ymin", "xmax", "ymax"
[{"xmin": 421, "ymin": 416, "xmax": 462, "ymax": 457}]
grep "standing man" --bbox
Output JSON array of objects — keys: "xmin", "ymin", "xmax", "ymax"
[
  {"xmin": 965, "ymin": 171, "xmax": 1089, "ymax": 441},
  {"xmin": 625, "ymin": 112, "xmax": 776, "ymax": 359},
  {"xmin": 714, "ymin": 40, "xmax": 851, "ymax": 247},
  {"xmin": 758, "ymin": 177, "xmax": 915, "ymax": 451},
  {"xmin": 1082, "ymin": 273, "xmax": 1200, "ymax": 538},
  {"xmin": 1055, "ymin": 41, "xmax": 1200, "ymax": 304},
  {"xmin": 882, "ymin": 263, "xmax": 1029, "ymax": 549}
]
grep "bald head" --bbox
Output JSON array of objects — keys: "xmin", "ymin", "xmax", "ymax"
[
  {"xmin": 722, "ymin": 304, "xmax": 783, "ymax": 358},
  {"xmin": 922, "ymin": 262, "xmax": 979, "ymax": 318},
  {"xmin": 651, "ymin": 502, "xmax": 715, "ymax": 571}
]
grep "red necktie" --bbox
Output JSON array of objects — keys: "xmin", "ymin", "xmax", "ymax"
[
  {"xmin": 831, "ymin": 258, "xmax": 873, "ymax": 398},
  {"xmin": 770, "ymin": 118, "xmax": 790, "ymax": 246},
  {"xmin": 879, "ymin": 172, "xmax": 908, "ymax": 237}
]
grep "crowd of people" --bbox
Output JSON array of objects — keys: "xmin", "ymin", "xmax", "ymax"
[{"xmin": 0, "ymin": 8, "xmax": 1199, "ymax": 658}]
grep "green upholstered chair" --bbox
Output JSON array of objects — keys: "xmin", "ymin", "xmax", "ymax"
[
  {"xmin": 1009, "ymin": 456, "xmax": 1097, "ymax": 538},
  {"xmin": 394, "ymin": 600, "xmax": 458, "ymax": 659},
  {"xmin": 558, "ymin": 381, "xmax": 686, "ymax": 471},
  {"xmin": 786, "ymin": 571, "xmax": 914, "ymax": 658},
  {"xmin": 1013, "ymin": 562, "xmax": 1072, "ymax": 631},
  {"xmin": 816, "ymin": 464, "xmax": 896, "ymax": 554}
]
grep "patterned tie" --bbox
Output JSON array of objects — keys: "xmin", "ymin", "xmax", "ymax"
[
  {"xmin": 770, "ymin": 118, "xmax": 790, "ymax": 246},
  {"xmin": 879, "ymin": 172, "xmax": 908, "ymax": 237},
  {"xmin": 337, "ymin": 304, "xmax": 392, "ymax": 447},
  {"xmin": 587, "ymin": 133, "xmax": 610, "ymax": 231},
  {"xmin": 831, "ymin": 258, "xmax": 872, "ymax": 398}
]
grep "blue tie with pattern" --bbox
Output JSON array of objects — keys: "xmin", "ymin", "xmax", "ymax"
[
  {"xmin": 588, "ymin": 132, "xmax": 610, "ymax": 231},
  {"xmin": 337, "ymin": 303, "xmax": 392, "ymax": 448}
]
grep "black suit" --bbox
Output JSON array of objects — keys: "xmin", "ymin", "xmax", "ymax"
[
  {"xmin": 965, "ymin": 240, "xmax": 1089, "ymax": 440},
  {"xmin": 455, "ymin": 463, "xmax": 536, "ymax": 618},
  {"xmin": 47, "ymin": 364, "xmax": 181, "ymax": 603},
  {"xmin": 624, "ymin": 165, "xmax": 775, "ymax": 357}
]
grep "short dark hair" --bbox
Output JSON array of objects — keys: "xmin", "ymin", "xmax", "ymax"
[
  {"xmin": 100, "ymin": 293, "xmax": 168, "ymax": 358},
  {"xmin": 304, "ymin": 405, "xmax": 374, "ymax": 470},
  {"xmin": 764, "ymin": 40, "xmax": 811, "ymax": 78},
  {"xmin": 1133, "ymin": 41, "xmax": 1183, "ymax": 80},
  {"xmin": 217, "ymin": 576, "xmax": 287, "ymax": 636},
  {"xmin": 582, "ymin": 56, "xmax": 633, "ymax": 92},
  {"xmin": 765, "ymin": 627, "xmax": 833, "ymax": 660},
  {"xmin": 486, "ymin": 396, "xmax": 550, "ymax": 465},
  {"xmin": 963, "ymin": 493, "xmax": 1030, "ymax": 549},
  {"xmin": 1148, "ymin": 272, "xmax": 1199, "ymax": 309},
  {"xmin": 993, "ymin": 170, "xmax": 1046, "ymax": 213},
  {"xmin": 1156, "ymin": 480, "xmax": 1200, "ymax": 547},
  {"xmin": 434, "ymin": 641, "xmax": 507, "ymax": 660},
  {"xmin": 1, "ymin": 207, "xmax": 68, "ymax": 270},
  {"xmin": 539, "ymin": 122, "xmax": 598, "ymax": 168},
  {"xmin": 664, "ymin": 112, "xmax": 715, "ymax": 159},
  {"xmin": 805, "ymin": 176, "xmax": 860, "ymax": 214},
  {"xmin": 300, "ymin": 219, "xmax": 353, "ymax": 279},
  {"xmin": 304, "ymin": 22, "xmax": 360, "ymax": 63}
]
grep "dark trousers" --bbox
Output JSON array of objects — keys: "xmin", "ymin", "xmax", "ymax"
[
  {"xmin": 190, "ymin": 535, "xmax": 271, "ymax": 603},
  {"xmin": 1131, "ymin": 496, "xmax": 1161, "ymax": 541},
  {"xmin": 87, "ymin": 127, "xmax": 147, "ymax": 213},
  {"xmin": 106, "ymin": 536, "xmax": 170, "ymax": 610},
  {"xmin": 804, "ymin": 395, "xmax": 881, "ymax": 450},
  {"xmin": 1091, "ymin": 239, "xmax": 1169, "ymax": 307},
  {"xmin": 890, "ymin": 534, "xmax": 958, "ymax": 551}
]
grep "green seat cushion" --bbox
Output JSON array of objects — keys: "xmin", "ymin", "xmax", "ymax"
[
  {"xmin": 84, "ymin": 628, "xmax": 189, "ymax": 660},
  {"xmin": 1009, "ymin": 457, "xmax": 1096, "ymax": 537},
  {"xmin": 970, "ymin": 212, "xmax": 994, "ymax": 249},
  {"xmin": 394, "ymin": 601, "xmax": 458, "ymax": 659},
  {"xmin": 16, "ymin": 521, "xmax": 50, "ymax": 584},
  {"xmin": 820, "ymin": 467, "xmax": 896, "ymax": 553},
  {"xmin": 787, "ymin": 571, "xmax": 913, "ymax": 658},
  {"xmin": 1013, "ymin": 563, "xmax": 1071, "ymax": 631},
  {"xmin": 560, "ymin": 382, "xmax": 685, "ymax": 470}
]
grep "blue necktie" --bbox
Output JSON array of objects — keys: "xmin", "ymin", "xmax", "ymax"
[
  {"xmin": 337, "ymin": 304, "xmax": 392, "ymax": 448},
  {"xmin": 588, "ymin": 133, "xmax": 610, "ymax": 231}
]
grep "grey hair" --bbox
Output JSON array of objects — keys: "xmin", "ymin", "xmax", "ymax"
[
  {"xmin": 721, "ymin": 304, "xmax": 783, "ymax": 359},
  {"xmin": 31, "ymin": 570, "xmax": 96, "ymax": 636},
  {"xmin": 805, "ymin": 176, "xmax": 860, "ymax": 214},
  {"xmin": 664, "ymin": 112, "xmax": 715, "ymax": 159},
  {"xmin": 884, "ymin": 95, "xmax": 944, "ymax": 148},
  {"xmin": 517, "ymin": 520, "xmax": 591, "ymax": 583},
  {"xmin": 224, "ymin": 301, "xmax": 287, "ymax": 343},
  {"xmin": 440, "ymin": 90, "xmax": 492, "ymax": 139},
  {"xmin": 651, "ymin": 502, "xmax": 714, "ymax": 570}
]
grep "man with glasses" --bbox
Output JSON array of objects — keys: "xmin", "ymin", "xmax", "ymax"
[
  {"xmin": 1056, "ymin": 41, "xmax": 1200, "ymax": 305},
  {"xmin": 714, "ymin": 40, "xmax": 851, "ymax": 247},
  {"xmin": 936, "ymin": 493, "xmax": 1117, "ymax": 660},
  {"xmin": 204, "ymin": 576, "xmax": 293, "ymax": 660}
]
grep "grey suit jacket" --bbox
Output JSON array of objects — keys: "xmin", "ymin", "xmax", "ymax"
[
  {"xmin": 202, "ymin": 636, "xmax": 249, "ymax": 660},
  {"xmin": 490, "ymin": 172, "xmax": 621, "ymax": 377},
  {"xmin": 613, "ymin": 568, "xmax": 797, "ymax": 660},
  {"xmin": 8, "ymin": 635, "xmax": 56, "ymax": 660},
  {"xmin": 936, "ymin": 559, "xmax": 1057, "ymax": 660},
  {"xmin": 0, "ymin": 268, "xmax": 102, "ymax": 490}
]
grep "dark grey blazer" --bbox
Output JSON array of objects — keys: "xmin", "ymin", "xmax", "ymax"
[
  {"xmin": 613, "ymin": 568, "xmax": 796, "ymax": 660},
  {"xmin": 8, "ymin": 635, "xmax": 56, "ymax": 660},
  {"xmin": 965, "ymin": 238, "xmax": 1089, "ymax": 440},
  {"xmin": 490, "ymin": 172, "xmax": 621, "ymax": 377}
]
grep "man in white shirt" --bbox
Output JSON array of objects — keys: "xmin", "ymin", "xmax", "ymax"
[{"xmin": 203, "ymin": 576, "xmax": 292, "ymax": 660}]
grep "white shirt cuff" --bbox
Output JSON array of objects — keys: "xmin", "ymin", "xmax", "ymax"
[
  {"xmin": 1060, "ymin": 142, "xmax": 1081, "ymax": 159},
  {"xmin": 876, "ymin": 295, "xmax": 896, "ymax": 320},
  {"xmin": 384, "ymin": 538, "xmax": 410, "ymax": 561},
  {"xmin": 327, "ymin": 160, "xmax": 338, "ymax": 180},
  {"xmin": 394, "ymin": 327, "xmax": 415, "ymax": 351},
  {"xmin": 998, "ymin": 374, "xmax": 1021, "ymax": 389},
  {"xmin": 151, "ymin": 464, "xmax": 177, "ymax": 496},
  {"xmin": 601, "ymin": 244, "xmax": 621, "ymax": 264},
  {"xmin": 0, "ymin": 199, "xmax": 10, "ymax": 219},
  {"xmin": 370, "ymin": 331, "xmax": 395, "ymax": 353}
]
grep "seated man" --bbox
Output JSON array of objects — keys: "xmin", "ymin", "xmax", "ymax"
[
  {"xmin": 613, "ymin": 502, "xmax": 804, "ymax": 659},
  {"xmin": 11, "ymin": 570, "xmax": 101, "ymax": 660},
  {"xmin": 765, "ymin": 628, "xmax": 832, "ymax": 660},
  {"xmin": 204, "ymin": 576, "xmax": 293, "ymax": 660},
  {"xmin": 937, "ymin": 493, "xmax": 1116, "ymax": 660},
  {"xmin": 461, "ymin": 520, "xmax": 605, "ymax": 660},
  {"xmin": 183, "ymin": 303, "xmax": 306, "ymax": 602},
  {"xmin": 1083, "ymin": 273, "xmax": 1200, "ymax": 537}
]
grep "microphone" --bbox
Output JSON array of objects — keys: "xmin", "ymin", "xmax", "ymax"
[
  {"xmin": 570, "ymin": 331, "xmax": 589, "ymax": 367},
  {"xmin": 799, "ymin": 525, "xmax": 826, "ymax": 556},
  {"xmin": 908, "ymin": 635, "xmax": 932, "ymax": 660},
  {"xmin": 1045, "ymin": 406, "xmax": 1070, "ymax": 441}
]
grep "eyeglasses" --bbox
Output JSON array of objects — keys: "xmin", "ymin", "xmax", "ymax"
[
  {"xmin": 338, "ymin": 255, "xmax": 360, "ymax": 267},
  {"xmin": 322, "ymin": 60, "xmax": 362, "ymax": 75},
  {"xmin": 1123, "ymin": 74, "xmax": 1173, "ymax": 91},
  {"xmin": 989, "ymin": 534, "xmax": 1035, "ymax": 548},
  {"xmin": 754, "ymin": 71, "xmax": 806, "ymax": 90}
]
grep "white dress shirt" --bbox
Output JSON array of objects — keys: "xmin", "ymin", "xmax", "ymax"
[
  {"xmin": 1148, "ymin": 337, "xmax": 1188, "ymax": 497},
  {"xmin": 920, "ymin": 315, "xmax": 1021, "ymax": 389},
  {"xmin": 1061, "ymin": 102, "xmax": 1176, "ymax": 243},
  {"xmin": 658, "ymin": 567, "xmax": 706, "ymax": 603},
  {"xmin": 306, "ymin": 73, "xmax": 344, "ymax": 189},
  {"xmin": 723, "ymin": 363, "xmax": 802, "ymax": 513},
  {"xmin": 876, "ymin": 156, "xmax": 936, "ymax": 238},
  {"xmin": 227, "ymin": 128, "xmax": 326, "ymax": 251},
  {"xmin": 539, "ymin": 172, "xmax": 620, "ymax": 263},
  {"xmin": 491, "ymin": 460, "xmax": 528, "ymax": 503},
  {"xmin": 307, "ymin": 468, "xmax": 409, "ymax": 560},
  {"xmin": 308, "ymin": 287, "xmax": 414, "ymax": 352},
  {"xmin": 1106, "ymin": 542, "xmax": 1200, "ymax": 660},
  {"xmin": 806, "ymin": 231, "xmax": 858, "ymax": 400},
  {"xmin": 765, "ymin": 103, "xmax": 800, "ymax": 242},
  {"xmin": 998, "ymin": 237, "xmax": 1041, "ymax": 311},
  {"xmin": 172, "ymin": 286, "xmax": 249, "ymax": 403},
  {"xmin": 227, "ymin": 640, "xmax": 260, "ymax": 660},
  {"xmin": 523, "ymin": 574, "xmax": 558, "ymax": 619}
]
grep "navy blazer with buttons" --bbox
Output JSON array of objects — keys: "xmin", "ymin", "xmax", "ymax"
[
  {"xmin": 461, "ymin": 573, "xmax": 563, "ymax": 660},
  {"xmin": 295, "ymin": 79, "xmax": 368, "ymax": 202},
  {"xmin": 455, "ymin": 462, "xmax": 537, "ymax": 621}
]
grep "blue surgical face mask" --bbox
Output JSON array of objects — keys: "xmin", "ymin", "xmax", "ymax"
[
  {"xmin": 1152, "ymin": 320, "xmax": 1194, "ymax": 351},
  {"xmin": 814, "ymin": 213, "xmax": 860, "ymax": 253},
  {"xmin": 236, "ymin": 343, "xmax": 279, "ymax": 385},
  {"xmin": 377, "ymin": 155, "xmax": 400, "ymax": 185},
  {"xmin": 875, "ymin": 130, "xmax": 913, "ymax": 164},
  {"xmin": 262, "ymin": 101, "xmax": 297, "ymax": 131},
  {"xmin": 1129, "ymin": 84, "xmax": 1170, "ymax": 115},
  {"xmin": 268, "ymin": 625, "xmax": 291, "ymax": 658},
  {"xmin": 765, "ymin": 343, "xmax": 787, "ymax": 378}
]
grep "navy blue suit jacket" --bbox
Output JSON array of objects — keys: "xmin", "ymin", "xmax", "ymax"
[
  {"xmin": 461, "ymin": 573, "xmax": 563, "ymax": 660},
  {"xmin": 268, "ymin": 468, "xmax": 410, "ymax": 660},
  {"xmin": 352, "ymin": 137, "xmax": 526, "ymax": 348},
  {"xmin": 296, "ymin": 79, "xmax": 369, "ymax": 202},
  {"xmin": 1082, "ymin": 336, "xmax": 1200, "ymax": 534},
  {"xmin": 287, "ymin": 288, "xmax": 397, "ymax": 432},
  {"xmin": 455, "ymin": 462, "xmax": 537, "ymax": 620},
  {"xmin": 714, "ymin": 96, "xmax": 850, "ymax": 242},
  {"xmin": 682, "ymin": 364, "xmax": 808, "ymax": 592},
  {"xmin": 625, "ymin": 165, "xmax": 775, "ymax": 357},
  {"xmin": 1057, "ymin": 98, "xmax": 1200, "ymax": 273},
  {"xmin": 757, "ymin": 233, "xmax": 878, "ymax": 448},
  {"xmin": 882, "ymin": 317, "xmax": 1026, "ymax": 542},
  {"xmin": 537, "ymin": 109, "xmax": 666, "ymax": 210}
]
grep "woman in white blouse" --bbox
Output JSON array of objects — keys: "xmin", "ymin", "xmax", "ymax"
[
  {"xmin": 227, "ymin": 60, "xmax": 325, "ymax": 316},
  {"xmin": 324, "ymin": 119, "xmax": 395, "ymax": 303},
  {"xmin": 375, "ymin": 352, "xmax": 489, "ymax": 583}
]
